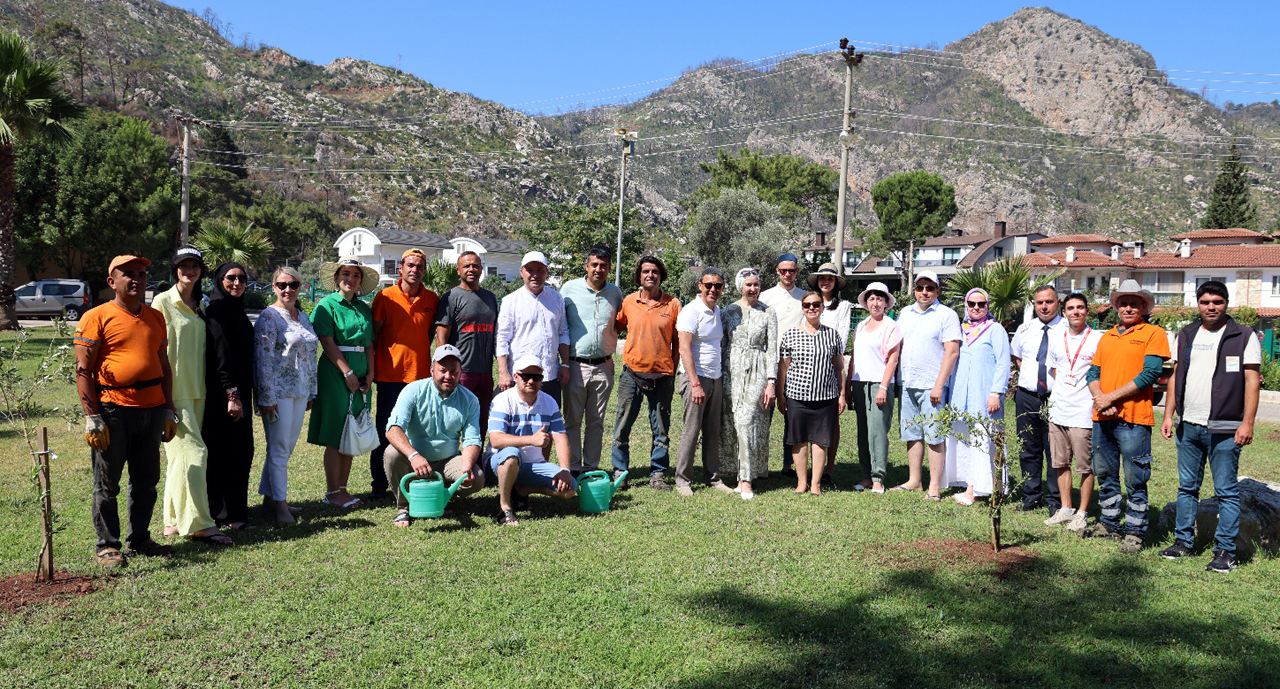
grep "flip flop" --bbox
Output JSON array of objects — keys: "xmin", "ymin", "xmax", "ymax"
[
  {"xmin": 889, "ymin": 484, "xmax": 915, "ymax": 492},
  {"xmin": 853, "ymin": 484, "xmax": 866, "ymax": 492},
  {"xmin": 392, "ymin": 511, "xmax": 412, "ymax": 527},
  {"xmin": 923, "ymin": 493, "xmax": 942, "ymax": 502}
]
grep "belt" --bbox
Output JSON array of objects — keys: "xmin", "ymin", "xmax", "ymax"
[
  {"xmin": 337, "ymin": 346, "xmax": 365, "ymax": 353},
  {"xmin": 570, "ymin": 356, "xmax": 609, "ymax": 365},
  {"xmin": 98, "ymin": 377, "xmax": 162, "ymax": 391},
  {"xmin": 1020, "ymin": 387, "xmax": 1050, "ymax": 398}
]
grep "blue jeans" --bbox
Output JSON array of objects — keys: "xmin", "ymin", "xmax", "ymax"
[
  {"xmin": 610, "ymin": 367, "xmax": 673, "ymax": 476},
  {"xmin": 1092, "ymin": 420, "xmax": 1153, "ymax": 537},
  {"xmin": 1175, "ymin": 422, "xmax": 1242, "ymax": 555}
]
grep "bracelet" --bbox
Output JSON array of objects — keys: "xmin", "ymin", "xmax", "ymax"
[
  {"xmin": 878, "ymin": 384, "xmax": 888, "ymax": 390},
  {"xmin": 691, "ymin": 381, "xmax": 702, "ymax": 388},
  {"xmin": 226, "ymin": 388, "xmax": 239, "ymax": 402},
  {"xmin": 408, "ymin": 451, "xmax": 421, "ymax": 462},
  {"xmin": 343, "ymin": 370, "xmax": 355, "ymax": 378}
]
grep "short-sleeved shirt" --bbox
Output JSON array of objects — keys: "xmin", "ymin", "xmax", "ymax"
[
  {"xmin": 1092, "ymin": 322, "xmax": 1171, "ymax": 425},
  {"xmin": 760, "ymin": 284, "xmax": 807, "ymax": 335},
  {"xmin": 780, "ymin": 325, "xmax": 843, "ymax": 401},
  {"xmin": 675, "ymin": 298, "xmax": 723, "ymax": 379},
  {"xmin": 74, "ymin": 301, "xmax": 169, "ymax": 408},
  {"xmin": 1177, "ymin": 326, "xmax": 1262, "ymax": 426},
  {"xmin": 615, "ymin": 291, "xmax": 681, "ymax": 375},
  {"xmin": 896, "ymin": 300, "xmax": 963, "ymax": 390},
  {"xmin": 487, "ymin": 388, "xmax": 566, "ymax": 464},
  {"xmin": 560, "ymin": 277, "xmax": 623, "ymax": 359},
  {"xmin": 434, "ymin": 286, "xmax": 499, "ymax": 374},
  {"xmin": 372, "ymin": 283, "xmax": 439, "ymax": 383},
  {"xmin": 1046, "ymin": 327, "xmax": 1104, "ymax": 428},
  {"xmin": 1011, "ymin": 315, "xmax": 1064, "ymax": 393},
  {"xmin": 387, "ymin": 378, "xmax": 481, "ymax": 462}
]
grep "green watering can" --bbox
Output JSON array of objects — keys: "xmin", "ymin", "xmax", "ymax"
[
  {"xmin": 577, "ymin": 470, "xmax": 628, "ymax": 514},
  {"xmin": 399, "ymin": 471, "xmax": 467, "ymax": 518}
]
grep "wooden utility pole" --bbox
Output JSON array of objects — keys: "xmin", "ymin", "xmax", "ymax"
[
  {"xmin": 179, "ymin": 118, "xmax": 191, "ymax": 246},
  {"xmin": 613, "ymin": 127, "xmax": 638, "ymax": 287},
  {"xmin": 35, "ymin": 426, "xmax": 53, "ymax": 582},
  {"xmin": 832, "ymin": 39, "xmax": 864, "ymax": 276}
]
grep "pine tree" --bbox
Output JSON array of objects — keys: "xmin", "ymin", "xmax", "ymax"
[{"xmin": 1202, "ymin": 143, "xmax": 1259, "ymax": 229}]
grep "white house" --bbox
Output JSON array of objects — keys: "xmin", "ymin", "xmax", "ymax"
[
  {"xmin": 846, "ymin": 222, "xmax": 1044, "ymax": 290},
  {"xmin": 333, "ymin": 227, "xmax": 452, "ymax": 286},
  {"xmin": 442, "ymin": 237, "xmax": 529, "ymax": 282}
]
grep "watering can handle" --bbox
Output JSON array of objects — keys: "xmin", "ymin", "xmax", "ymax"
[
  {"xmin": 399, "ymin": 470, "xmax": 444, "ymax": 496},
  {"xmin": 578, "ymin": 470, "xmax": 609, "ymax": 483}
]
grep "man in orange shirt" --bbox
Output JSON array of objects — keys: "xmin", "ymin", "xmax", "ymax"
[
  {"xmin": 369, "ymin": 248, "xmax": 439, "ymax": 499},
  {"xmin": 1082, "ymin": 280, "xmax": 1170, "ymax": 554},
  {"xmin": 610, "ymin": 256, "xmax": 681, "ymax": 491},
  {"xmin": 75, "ymin": 255, "xmax": 179, "ymax": 568}
]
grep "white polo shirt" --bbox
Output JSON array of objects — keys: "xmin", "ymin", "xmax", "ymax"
[
  {"xmin": 760, "ymin": 284, "xmax": 806, "ymax": 335},
  {"xmin": 1011, "ymin": 315, "xmax": 1064, "ymax": 393},
  {"xmin": 1046, "ymin": 326, "xmax": 1104, "ymax": 428},
  {"xmin": 675, "ymin": 297, "xmax": 723, "ymax": 379},
  {"xmin": 896, "ymin": 300, "xmax": 962, "ymax": 390}
]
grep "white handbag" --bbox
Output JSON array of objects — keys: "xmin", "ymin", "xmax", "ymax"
[{"xmin": 339, "ymin": 391, "xmax": 378, "ymax": 456}]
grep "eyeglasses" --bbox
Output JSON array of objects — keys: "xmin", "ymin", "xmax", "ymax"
[
  {"xmin": 777, "ymin": 268, "xmax": 797, "ymax": 275},
  {"xmin": 914, "ymin": 284, "xmax": 937, "ymax": 292},
  {"xmin": 966, "ymin": 301, "xmax": 988, "ymax": 308},
  {"xmin": 275, "ymin": 281, "xmax": 301, "ymax": 290},
  {"xmin": 701, "ymin": 282, "xmax": 724, "ymax": 290},
  {"xmin": 516, "ymin": 372, "xmax": 544, "ymax": 382},
  {"xmin": 802, "ymin": 302, "xmax": 823, "ymax": 310},
  {"xmin": 224, "ymin": 274, "xmax": 247, "ymax": 283}
]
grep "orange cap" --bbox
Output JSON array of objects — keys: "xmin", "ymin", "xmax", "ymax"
[
  {"xmin": 108, "ymin": 255, "xmax": 151, "ymax": 275},
  {"xmin": 401, "ymin": 248, "xmax": 427, "ymax": 261}
]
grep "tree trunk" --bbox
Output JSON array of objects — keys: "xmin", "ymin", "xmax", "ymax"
[
  {"xmin": 0, "ymin": 142, "xmax": 19, "ymax": 330},
  {"xmin": 991, "ymin": 513, "xmax": 1002, "ymax": 552}
]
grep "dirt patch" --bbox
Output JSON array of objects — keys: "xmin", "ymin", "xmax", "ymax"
[
  {"xmin": 0, "ymin": 571, "xmax": 105, "ymax": 615},
  {"xmin": 1266, "ymin": 430, "xmax": 1280, "ymax": 443},
  {"xmin": 856, "ymin": 538, "xmax": 1038, "ymax": 579}
]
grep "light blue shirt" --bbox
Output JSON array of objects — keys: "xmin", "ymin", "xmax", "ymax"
[
  {"xmin": 560, "ymin": 277, "xmax": 623, "ymax": 359},
  {"xmin": 387, "ymin": 379, "xmax": 481, "ymax": 462},
  {"xmin": 896, "ymin": 300, "xmax": 963, "ymax": 390}
]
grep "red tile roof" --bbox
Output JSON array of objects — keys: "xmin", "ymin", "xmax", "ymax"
[
  {"xmin": 1168, "ymin": 228, "xmax": 1272, "ymax": 241},
  {"xmin": 1129, "ymin": 245, "xmax": 1280, "ymax": 269},
  {"xmin": 1023, "ymin": 249, "xmax": 1128, "ymax": 268},
  {"xmin": 1257, "ymin": 308, "xmax": 1280, "ymax": 318},
  {"xmin": 957, "ymin": 237, "xmax": 1003, "ymax": 268},
  {"xmin": 1031, "ymin": 233, "xmax": 1124, "ymax": 246}
]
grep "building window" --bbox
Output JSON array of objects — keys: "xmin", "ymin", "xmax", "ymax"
[
  {"xmin": 1273, "ymin": 276, "xmax": 1280, "ymax": 296},
  {"xmin": 1196, "ymin": 276, "xmax": 1227, "ymax": 289},
  {"xmin": 383, "ymin": 259, "xmax": 396, "ymax": 276},
  {"xmin": 488, "ymin": 266, "xmax": 498, "ymax": 276},
  {"xmin": 1085, "ymin": 276, "xmax": 1097, "ymax": 290},
  {"xmin": 1137, "ymin": 271, "xmax": 1185, "ymax": 306},
  {"xmin": 943, "ymin": 248, "xmax": 960, "ymax": 266},
  {"xmin": 353, "ymin": 234, "xmax": 363, "ymax": 252},
  {"xmin": 993, "ymin": 247, "xmax": 1004, "ymax": 259}
]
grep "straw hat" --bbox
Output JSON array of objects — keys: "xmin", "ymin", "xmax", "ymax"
[
  {"xmin": 1109, "ymin": 279, "xmax": 1155, "ymax": 315},
  {"xmin": 321, "ymin": 256, "xmax": 380, "ymax": 295},
  {"xmin": 805, "ymin": 263, "xmax": 846, "ymax": 290},
  {"xmin": 857, "ymin": 281, "xmax": 896, "ymax": 310}
]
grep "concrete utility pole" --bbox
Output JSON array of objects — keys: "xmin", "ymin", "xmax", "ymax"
[
  {"xmin": 613, "ymin": 127, "xmax": 638, "ymax": 286},
  {"xmin": 832, "ymin": 39, "xmax": 864, "ymax": 276},
  {"xmin": 179, "ymin": 117, "xmax": 191, "ymax": 246}
]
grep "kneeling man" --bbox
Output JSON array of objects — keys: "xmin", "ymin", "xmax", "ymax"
[
  {"xmin": 487, "ymin": 354, "xmax": 578, "ymax": 526},
  {"xmin": 385, "ymin": 345, "xmax": 485, "ymax": 526}
]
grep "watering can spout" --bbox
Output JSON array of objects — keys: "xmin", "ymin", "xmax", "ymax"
[
  {"xmin": 610, "ymin": 471, "xmax": 627, "ymax": 495},
  {"xmin": 446, "ymin": 474, "xmax": 468, "ymax": 499}
]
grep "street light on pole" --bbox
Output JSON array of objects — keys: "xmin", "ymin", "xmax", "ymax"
[
  {"xmin": 832, "ymin": 38, "xmax": 864, "ymax": 277},
  {"xmin": 613, "ymin": 127, "xmax": 638, "ymax": 287}
]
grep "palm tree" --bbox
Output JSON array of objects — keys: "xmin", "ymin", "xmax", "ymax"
[
  {"xmin": 420, "ymin": 259, "xmax": 461, "ymax": 295},
  {"xmin": 0, "ymin": 31, "xmax": 85, "ymax": 329},
  {"xmin": 943, "ymin": 257, "xmax": 1063, "ymax": 327},
  {"xmin": 192, "ymin": 220, "xmax": 275, "ymax": 271}
]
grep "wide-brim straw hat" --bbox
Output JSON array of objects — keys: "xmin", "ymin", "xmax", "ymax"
[
  {"xmin": 806, "ymin": 263, "xmax": 846, "ymax": 290},
  {"xmin": 321, "ymin": 256, "xmax": 381, "ymax": 295},
  {"xmin": 1108, "ymin": 278, "xmax": 1155, "ymax": 315},
  {"xmin": 857, "ymin": 281, "xmax": 896, "ymax": 310}
]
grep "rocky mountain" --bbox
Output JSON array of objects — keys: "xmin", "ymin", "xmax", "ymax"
[{"xmin": 5, "ymin": 2, "xmax": 1279, "ymax": 246}]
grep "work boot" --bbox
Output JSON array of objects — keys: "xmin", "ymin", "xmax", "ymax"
[
  {"xmin": 1080, "ymin": 522, "xmax": 1123, "ymax": 541},
  {"xmin": 648, "ymin": 472, "xmax": 671, "ymax": 492},
  {"xmin": 1119, "ymin": 534, "xmax": 1144, "ymax": 554},
  {"xmin": 612, "ymin": 470, "xmax": 630, "ymax": 492}
]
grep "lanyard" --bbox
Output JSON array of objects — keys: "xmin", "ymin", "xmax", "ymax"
[{"xmin": 1063, "ymin": 327, "xmax": 1091, "ymax": 373}]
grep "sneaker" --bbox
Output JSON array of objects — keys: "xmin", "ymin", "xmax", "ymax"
[
  {"xmin": 1206, "ymin": 549, "xmax": 1237, "ymax": 573},
  {"xmin": 1044, "ymin": 507, "xmax": 1077, "ymax": 526},
  {"xmin": 611, "ymin": 470, "xmax": 630, "ymax": 492},
  {"xmin": 675, "ymin": 484, "xmax": 694, "ymax": 497},
  {"xmin": 648, "ymin": 473, "xmax": 672, "ymax": 491},
  {"xmin": 94, "ymin": 548, "xmax": 127, "ymax": 568},
  {"xmin": 1119, "ymin": 534, "xmax": 1144, "ymax": 554},
  {"xmin": 1159, "ymin": 542, "xmax": 1194, "ymax": 560},
  {"xmin": 1066, "ymin": 511, "xmax": 1089, "ymax": 533},
  {"xmin": 1081, "ymin": 522, "xmax": 1123, "ymax": 541},
  {"xmin": 709, "ymin": 480, "xmax": 735, "ymax": 494}
]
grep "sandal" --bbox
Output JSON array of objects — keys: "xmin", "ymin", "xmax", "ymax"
[
  {"xmin": 191, "ymin": 532, "xmax": 234, "ymax": 546},
  {"xmin": 494, "ymin": 509, "xmax": 520, "ymax": 526},
  {"xmin": 325, "ymin": 488, "xmax": 363, "ymax": 509},
  {"xmin": 923, "ymin": 493, "xmax": 942, "ymax": 502},
  {"xmin": 221, "ymin": 521, "xmax": 256, "ymax": 532},
  {"xmin": 392, "ymin": 511, "xmax": 412, "ymax": 527},
  {"xmin": 889, "ymin": 484, "xmax": 917, "ymax": 492}
]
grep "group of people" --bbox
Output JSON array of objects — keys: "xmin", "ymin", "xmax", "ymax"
[{"xmin": 75, "ymin": 244, "xmax": 1258, "ymax": 574}]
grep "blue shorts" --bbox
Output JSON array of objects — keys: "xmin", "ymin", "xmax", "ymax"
[
  {"xmin": 485, "ymin": 448, "xmax": 579, "ymax": 491},
  {"xmin": 900, "ymin": 387, "xmax": 947, "ymax": 445}
]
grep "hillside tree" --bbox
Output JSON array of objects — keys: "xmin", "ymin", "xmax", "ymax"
[
  {"xmin": 1202, "ymin": 143, "xmax": 1259, "ymax": 230},
  {"xmin": 868, "ymin": 170, "xmax": 958, "ymax": 286},
  {"xmin": 684, "ymin": 187, "xmax": 793, "ymax": 295},
  {"xmin": 685, "ymin": 148, "xmax": 839, "ymax": 223},
  {"xmin": 515, "ymin": 202, "xmax": 646, "ymax": 290}
]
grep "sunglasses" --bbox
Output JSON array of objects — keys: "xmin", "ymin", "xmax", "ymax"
[
  {"xmin": 224, "ymin": 274, "xmax": 247, "ymax": 283},
  {"xmin": 701, "ymin": 282, "xmax": 724, "ymax": 290},
  {"xmin": 966, "ymin": 301, "xmax": 988, "ymax": 308},
  {"xmin": 516, "ymin": 372, "xmax": 544, "ymax": 382},
  {"xmin": 802, "ymin": 302, "xmax": 823, "ymax": 310},
  {"xmin": 914, "ymin": 284, "xmax": 937, "ymax": 292},
  {"xmin": 275, "ymin": 281, "xmax": 301, "ymax": 290},
  {"xmin": 777, "ymin": 268, "xmax": 797, "ymax": 275}
]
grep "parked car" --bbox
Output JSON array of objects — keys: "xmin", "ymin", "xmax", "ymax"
[{"xmin": 14, "ymin": 280, "xmax": 92, "ymax": 321}]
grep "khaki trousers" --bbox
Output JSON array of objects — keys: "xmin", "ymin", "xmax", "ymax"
[{"xmin": 384, "ymin": 445, "xmax": 485, "ymax": 510}]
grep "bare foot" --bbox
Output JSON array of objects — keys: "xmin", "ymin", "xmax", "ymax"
[
  {"xmin": 162, "ymin": 526, "xmax": 179, "ymax": 537},
  {"xmin": 795, "ymin": 484, "xmax": 809, "ymax": 495},
  {"xmin": 810, "ymin": 487, "xmax": 822, "ymax": 496}
]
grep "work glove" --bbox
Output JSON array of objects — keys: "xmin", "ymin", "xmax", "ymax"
[
  {"xmin": 162, "ymin": 409, "xmax": 180, "ymax": 443},
  {"xmin": 85, "ymin": 414, "xmax": 110, "ymax": 452}
]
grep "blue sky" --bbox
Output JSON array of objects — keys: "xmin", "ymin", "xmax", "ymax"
[{"xmin": 192, "ymin": 1, "xmax": 1280, "ymax": 111}]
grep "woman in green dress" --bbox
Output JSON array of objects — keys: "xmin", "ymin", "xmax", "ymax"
[
  {"xmin": 307, "ymin": 257, "xmax": 379, "ymax": 509},
  {"xmin": 719, "ymin": 268, "xmax": 778, "ymax": 501}
]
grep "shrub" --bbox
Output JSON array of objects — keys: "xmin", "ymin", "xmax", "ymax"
[{"xmin": 1232, "ymin": 305, "xmax": 1260, "ymax": 328}]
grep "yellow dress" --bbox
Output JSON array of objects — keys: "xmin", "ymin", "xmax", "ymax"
[{"xmin": 154, "ymin": 286, "xmax": 216, "ymax": 535}]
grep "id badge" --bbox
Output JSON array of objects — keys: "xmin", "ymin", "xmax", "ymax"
[
  {"xmin": 1225, "ymin": 356, "xmax": 1241, "ymax": 373},
  {"xmin": 1062, "ymin": 374, "xmax": 1077, "ymax": 387}
]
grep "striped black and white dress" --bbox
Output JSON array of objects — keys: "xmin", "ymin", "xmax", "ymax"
[{"xmin": 780, "ymin": 324, "xmax": 843, "ymax": 446}]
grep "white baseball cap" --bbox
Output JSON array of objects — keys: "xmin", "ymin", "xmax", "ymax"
[
  {"xmin": 512, "ymin": 353, "xmax": 543, "ymax": 373},
  {"xmin": 432, "ymin": 344, "xmax": 462, "ymax": 363},
  {"xmin": 915, "ymin": 270, "xmax": 940, "ymax": 287},
  {"xmin": 521, "ymin": 251, "xmax": 548, "ymax": 268}
]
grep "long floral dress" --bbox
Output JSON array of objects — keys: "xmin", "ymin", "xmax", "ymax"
[{"xmin": 719, "ymin": 302, "xmax": 779, "ymax": 481}]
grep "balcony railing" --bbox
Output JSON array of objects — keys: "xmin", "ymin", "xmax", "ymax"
[{"xmin": 913, "ymin": 259, "xmax": 961, "ymax": 267}]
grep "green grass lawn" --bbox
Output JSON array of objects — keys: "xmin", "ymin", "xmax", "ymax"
[{"xmin": 1, "ymin": 330, "xmax": 1278, "ymax": 688}]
